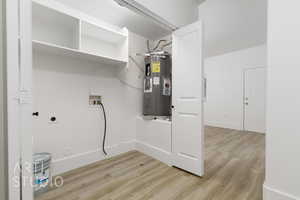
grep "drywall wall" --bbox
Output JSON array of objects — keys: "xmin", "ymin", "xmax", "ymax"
[
  {"xmin": 0, "ymin": 0, "xmax": 7, "ymax": 198},
  {"xmin": 32, "ymin": 32, "xmax": 147, "ymax": 175},
  {"xmin": 198, "ymin": 0, "xmax": 267, "ymax": 57},
  {"xmin": 204, "ymin": 45, "xmax": 267, "ymax": 130},
  {"xmin": 264, "ymin": 1, "xmax": 300, "ymax": 200},
  {"xmin": 136, "ymin": 117, "xmax": 172, "ymax": 165}
]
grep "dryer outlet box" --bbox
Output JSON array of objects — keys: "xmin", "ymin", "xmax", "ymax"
[{"xmin": 89, "ymin": 95, "xmax": 102, "ymax": 106}]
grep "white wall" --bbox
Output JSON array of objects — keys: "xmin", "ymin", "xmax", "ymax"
[
  {"xmin": 33, "ymin": 32, "xmax": 147, "ymax": 175},
  {"xmin": 204, "ymin": 45, "xmax": 267, "ymax": 130},
  {"xmin": 264, "ymin": 1, "xmax": 300, "ymax": 200},
  {"xmin": 198, "ymin": 0, "xmax": 267, "ymax": 57},
  {"xmin": 136, "ymin": 118, "xmax": 172, "ymax": 165}
]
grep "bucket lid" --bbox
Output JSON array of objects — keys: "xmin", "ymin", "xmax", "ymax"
[{"xmin": 33, "ymin": 153, "xmax": 51, "ymax": 163}]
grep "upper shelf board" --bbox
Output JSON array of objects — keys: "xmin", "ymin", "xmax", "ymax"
[
  {"xmin": 33, "ymin": 40, "xmax": 127, "ymax": 67},
  {"xmin": 32, "ymin": 0, "xmax": 128, "ymax": 41}
]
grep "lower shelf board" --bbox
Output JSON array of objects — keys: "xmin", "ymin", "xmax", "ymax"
[{"xmin": 32, "ymin": 40, "xmax": 127, "ymax": 67}]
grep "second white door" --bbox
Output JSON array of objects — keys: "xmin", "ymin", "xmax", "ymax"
[{"xmin": 244, "ymin": 68, "xmax": 266, "ymax": 133}]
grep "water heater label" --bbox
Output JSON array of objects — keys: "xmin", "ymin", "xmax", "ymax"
[
  {"xmin": 163, "ymin": 78, "xmax": 171, "ymax": 96},
  {"xmin": 152, "ymin": 62, "xmax": 161, "ymax": 73},
  {"xmin": 153, "ymin": 77, "xmax": 160, "ymax": 85},
  {"xmin": 144, "ymin": 78, "xmax": 153, "ymax": 93}
]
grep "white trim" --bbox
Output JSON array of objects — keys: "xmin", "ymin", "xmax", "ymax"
[
  {"xmin": 0, "ymin": 0, "xmax": 7, "ymax": 198},
  {"xmin": 6, "ymin": 0, "xmax": 21, "ymax": 199},
  {"xmin": 50, "ymin": 139, "xmax": 173, "ymax": 176},
  {"xmin": 19, "ymin": 0, "xmax": 33, "ymax": 199},
  {"xmin": 52, "ymin": 141, "xmax": 136, "ymax": 175},
  {"xmin": 264, "ymin": 184, "xmax": 300, "ymax": 200},
  {"xmin": 135, "ymin": 140, "xmax": 172, "ymax": 166}
]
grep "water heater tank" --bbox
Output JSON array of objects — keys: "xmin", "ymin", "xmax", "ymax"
[{"xmin": 143, "ymin": 52, "xmax": 172, "ymax": 116}]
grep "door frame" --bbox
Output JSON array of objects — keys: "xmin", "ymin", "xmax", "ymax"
[
  {"xmin": 1, "ymin": 0, "xmax": 8, "ymax": 199},
  {"xmin": 6, "ymin": 0, "xmax": 22, "ymax": 199},
  {"xmin": 6, "ymin": 0, "xmax": 33, "ymax": 199},
  {"xmin": 242, "ymin": 67, "xmax": 266, "ymax": 132}
]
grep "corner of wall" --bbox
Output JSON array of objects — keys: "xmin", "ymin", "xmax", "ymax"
[
  {"xmin": 135, "ymin": 141, "xmax": 172, "ymax": 166},
  {"xmin": 135, "ymin": 117, "xmax": 172, "ymax": 166},
  {"xmin": 263, "ymin": 184, "xmax": 299, "ymax": 200}
]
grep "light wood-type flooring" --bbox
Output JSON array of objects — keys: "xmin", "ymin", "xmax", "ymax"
[{"xmin": 36, "ymin": 126, "xmax": 265, "ymax": 200}]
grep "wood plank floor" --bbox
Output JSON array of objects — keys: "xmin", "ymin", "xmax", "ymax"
[{"xmin": 36, "ymin": 126, "xmax": 265, "ymax": 200}]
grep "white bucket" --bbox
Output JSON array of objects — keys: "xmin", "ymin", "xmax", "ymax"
[{"xmin": 33, "ymin": 153, "xmax": 51, "ymax": 195}]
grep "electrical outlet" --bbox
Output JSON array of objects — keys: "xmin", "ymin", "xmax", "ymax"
[{"xmin": 89, "ymin": 95, "xmax": 102, "ymax": 106}]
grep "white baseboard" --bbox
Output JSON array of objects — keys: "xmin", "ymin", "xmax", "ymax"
[
  {"xmin": 205, "ymin": 122, "xmax": 266, "ymax": 134},
  {"xmin": 52, "ymin": 140, "xmax": 171, "ymax": 176},
  {"xmin": 264, "ymin": 184, "xmax": 299, "ymax": 200},
  {"xmin": 52, "ymin": 140, "xmax": 136, "ymax": 175},
  {"xmin": 135, "ymin": 140, "xmax": 172, "ymax": 166},
  {"xmin": 205, "ymin": 121, "xmax": 242, "ymax": 130}
]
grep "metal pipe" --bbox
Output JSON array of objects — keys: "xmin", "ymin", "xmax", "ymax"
[{"xmin": 161, "ymin": 41, "xmax": 172, "ymax": 49}]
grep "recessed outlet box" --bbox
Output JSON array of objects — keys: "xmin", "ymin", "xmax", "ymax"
[{"xmin": 89, "ymin": 95, "xmax": 102, "ymax": 106}]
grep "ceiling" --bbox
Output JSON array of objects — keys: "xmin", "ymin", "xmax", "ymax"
[
  {"xmin": 55, "ymin": 0, "xmax": 202, "ymax": 40},
  {"xmin": 55, "ymin": 0, "xmax": 172, "ymax": 40},
  {"xmin": 199, "ymin": 0, "xmax": 267, "ymax": 57},
  {"xmin": 54, "ymin": 0, "xmax": 267, "ymax": 57}
]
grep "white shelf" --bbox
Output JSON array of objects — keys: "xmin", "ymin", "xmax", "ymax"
[
  {"xmin": 33, "ymin": 40, "xmax": 127, "ymax": 66},
  {"xmin": 32, "ymin": 2, "xmax": 80, "ymax": 49},
  {"xmin": 32, "ymin": 0, "xmax": 129, "ymax": 66}
]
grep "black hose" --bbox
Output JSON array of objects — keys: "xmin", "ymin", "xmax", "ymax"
[{"xmin": 99, "ymin": 103, "xmax": 108, "ymax": 156}]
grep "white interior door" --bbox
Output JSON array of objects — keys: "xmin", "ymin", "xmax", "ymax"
[
  {"xmin": 172, "ymin": 21, "xmax": 204, "ymax": 176},
  {"xmin": 244, "ymin": 68, "xmax": 266, "ymax": 133}
]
